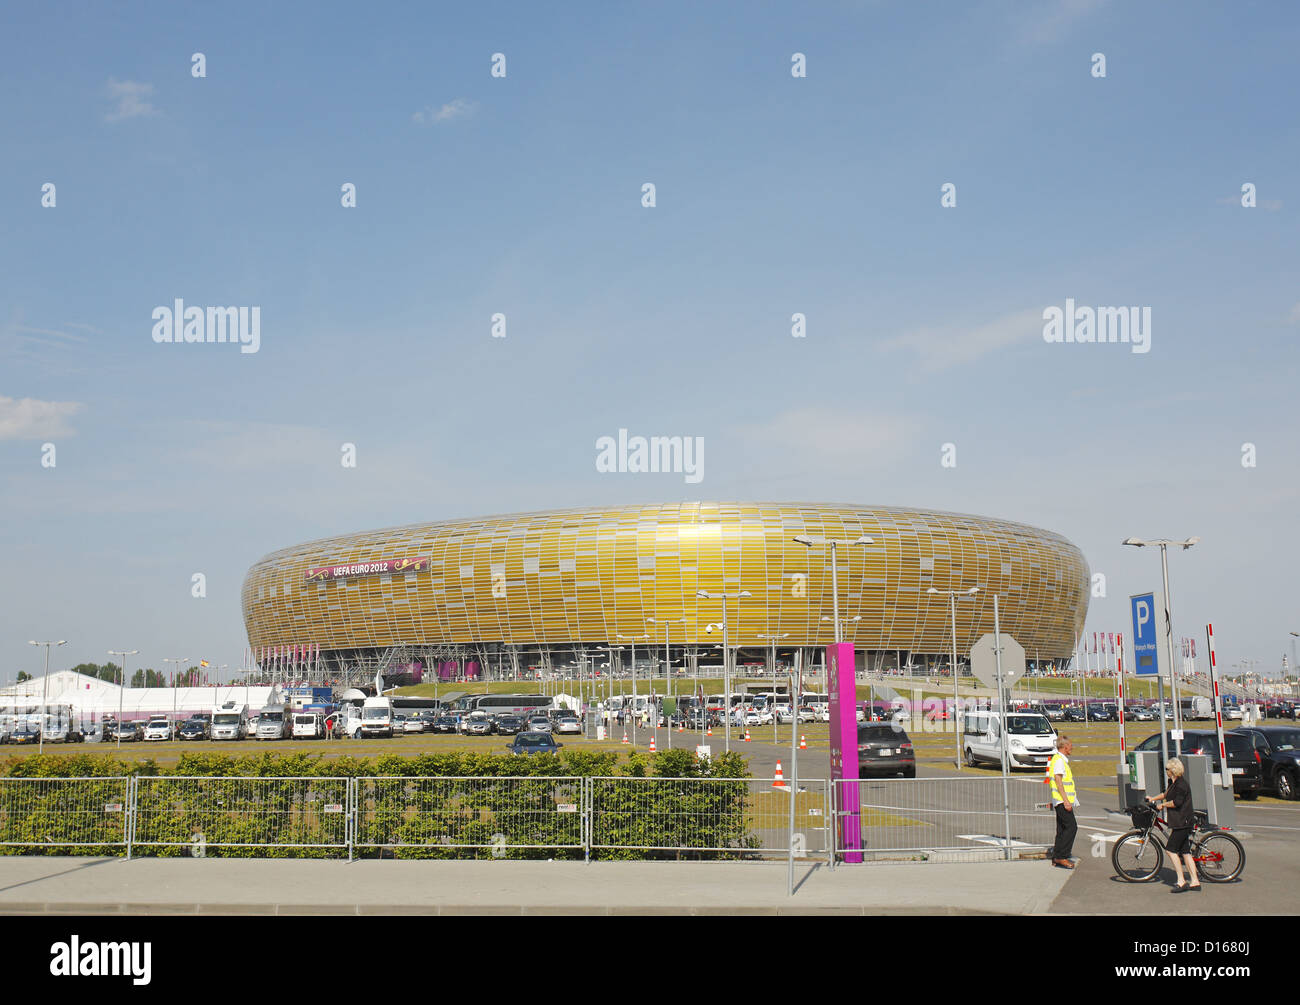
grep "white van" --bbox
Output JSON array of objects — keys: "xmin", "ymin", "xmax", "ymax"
[
  {"xmin": 211, "ymin": 702, "xmax": 249, "ymax": 740},
  {"xmin": 962, "ymin": 710, "xmax": 1057, "ymax": 769},
  {"xmin": 256, "ymin": 705, "xmax": 291, "ymax": 740},
  {"xmin": 358, "ymin": 696, "xmax": 394, "ymax": 737},
  {"xmin": 292, "ymin": 711, "xmax": 324, "ymax": 739}
]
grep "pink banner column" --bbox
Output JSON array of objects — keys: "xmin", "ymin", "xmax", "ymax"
[{"xmin": 827, "ymin": 642, "xmax": 862, "ymax": 863}]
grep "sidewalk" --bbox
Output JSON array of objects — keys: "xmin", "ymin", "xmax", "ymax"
[{"xmin": 0, "ymin": 856, "xmax": 1072, "ymax": 915}]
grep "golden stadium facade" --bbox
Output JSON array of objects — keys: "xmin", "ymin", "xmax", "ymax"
[{"xmin": 241, "ymin": 503, "xmax": 1090, "ymax": 681}]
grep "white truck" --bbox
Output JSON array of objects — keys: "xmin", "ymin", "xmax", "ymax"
[
  {"xmin": 211, "ymin": 702, "xmax": 249, "ymax": 740},
  {"xmin": 358, "ymin": 696, "xmax": 394, "ymax": 738}
]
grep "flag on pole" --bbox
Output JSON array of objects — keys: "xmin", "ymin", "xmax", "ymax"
[{"xmin": 200, "ymin": 660, "xmax": 209, "ymax": 668}]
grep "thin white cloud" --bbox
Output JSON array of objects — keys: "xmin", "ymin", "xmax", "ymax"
[
  {"xmin": 880, "ymin": 307, "xmax": 1043, "ymax": 373},
  {"xmin": 412, "ymin": 98, "xmax": 477, "ymax": 125},
  {"xmin": 1013, "ymin": 0, "xmax": 1109, "ymax": 45},
  {"xmin": 1288, "ymin": 303, "xmax": 1300, "ymax": 324},
  {"xmin": 1217, "ymin": 194, "xmax": 1283, "ymax": 211},
  {"xmin": 731, "ymin": 406, "xmax": 917, "ymax": 463},
  {"xmin": 0, "ymin": 395, "xmax": 84, "ymax": 439},
  {"xmin": 104, "ymin": 78, "xmax": 159, "ymax": 122}
]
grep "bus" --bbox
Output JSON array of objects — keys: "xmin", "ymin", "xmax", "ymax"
[{"xmin": 460, "ymin": 694, "xmax": 555, "ymax": 716}]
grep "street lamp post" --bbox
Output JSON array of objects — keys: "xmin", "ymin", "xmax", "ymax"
[
  {"xmin": 107, "ymin": 649, "xmax": 138, "ymax": 750},
  {"xmin": 617, "ymin": 634, "xmax": 649, "ymax": 743},
  {"xmin": 27, "ymin": 640, "xmax": 67, "ymax": 754},
  {"xmin": 647, "ymin": 617, "xmax": 686, "ymax": 750},
  {"xmin": 757, "ymin": 633, "xmax": 790, "ymax": 742},
  {"xmin": 927, "ymin": 586, "xmax": 980, "ymax": 769},
  {"xmin": 1123, "ymin": 536, "xmax": 1198, "ymax": 759},
  {"xmin": 793, "ymin": 534, "xmax": 874, "ymax": 643},
  {"xmin": 163, "ymin": 658, "xmax": 187, "ymax": 731},
  {"xmin": 698, "ymin": 590, "xmax": 751, "ymax": 753}
]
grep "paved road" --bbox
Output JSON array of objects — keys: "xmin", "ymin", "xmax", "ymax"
[{"xmin": 0, "ymin": 856, "xmax": 1070, "ymax": 915}]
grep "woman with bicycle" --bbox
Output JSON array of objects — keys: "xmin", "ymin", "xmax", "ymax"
[{"xmin": 1149, "ymin": 757, "xmax": 1200, "ymax": 893}]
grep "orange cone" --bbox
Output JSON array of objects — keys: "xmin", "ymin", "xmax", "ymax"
[
  {"xmin": 706, "ymin": 726, "xmax": 712, "ymax": 737},
  {"xmin": 622, "ymin": 730, "xmax": 629, "ymax": 744},
  {"xmin": 649, "ymin": 735, "xmax": 656, "ymax": 753},
  {"xmin": 744, "ymin": 729, "xmax": 751, "ymax": 742},
  {"xmin": 799, "ymin": 735, "xmax": 807, "ymax": 750},
  {"xmin": 773, "ymin": 761, "xmax": 789, "ymax": 790}
]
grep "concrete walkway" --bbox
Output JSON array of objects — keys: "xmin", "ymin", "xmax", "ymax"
[{"xmin": 0, "ymin": 856, "xmax": 1071, "ymax": 915}]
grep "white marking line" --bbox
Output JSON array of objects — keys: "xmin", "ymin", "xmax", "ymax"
[{"xmin": 957, "ymin": 834, "xmax": 1037, "ymax": 848}]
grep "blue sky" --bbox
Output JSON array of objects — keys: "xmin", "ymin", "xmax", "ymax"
[{"xmin": 1, "ymin": 0, "xmax": 1297, "ymax": 682}]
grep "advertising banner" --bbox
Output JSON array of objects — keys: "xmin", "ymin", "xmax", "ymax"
[
  {"xmin": 306, "ymin": 556, "xmax": 431, "ymax": 582},
  {"xmin": 827, "ymin": 642, "xmax": 862, "ymax": 863}
]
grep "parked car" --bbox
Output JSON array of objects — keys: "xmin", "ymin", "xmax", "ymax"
[
  {"xmin": 493, "ymin": 714, "xmax": 524, "ymax": 736},
  {"xmin": 110, "ymin": 721, "xmax": 143, "ymax": 742},
  {"xmin": 857, "ymin": 723, "xmax": 915, "ymax": 778},
  {"xmin": 1230, "ymin": 726, "xmax": 1300, "ymax": 800},
  {"xmin": 460, "ymin": 713, "xmax": 494, "ymax": 736},
  {"xmin": 402, "ymin": 715, "xmax": 426, "ymax": 735},
  {"xmin": 1132, "ymin": 730, "xmax": 1262, "ymax": 799},
  {"xmin": 506, "ymin": 732, "xmax": 563, "ymax": 756},
  {"xmin": 9, "ymin": 723, "xmax": 41, "ymax": 745},
  {"xmin": 1063, "ymin": 706, "xmax": 1086, "ymax": 723},
  {"xmin": 796, "ymin": 706, "xmax": 819, "ymax": 724},
  {"xmin": 178, "ymin": 719, "xmax": 210, "ymax": 741},
  {"xmin": 1042, "ymin": 703, "xmax": 1066, "ymax": 722},
  {"xmin": 143, "ymin": 718, "xmax": 174, "ymax": 742},
  {"xmin": 525, "ymin": 715, "xmax": 553, "ymax": 734},
  {"xmin": 1125, "ymin": 703, "xmax": 1154, "ymax": 722},
  {"xmin": 553, "ymin": 714, "xmax": 582, "ymax": 735}
]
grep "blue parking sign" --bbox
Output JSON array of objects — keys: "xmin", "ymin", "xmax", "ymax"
[{"xmin": 1129, "ymin": 592, "xmax": 1162, "ymax": 677}]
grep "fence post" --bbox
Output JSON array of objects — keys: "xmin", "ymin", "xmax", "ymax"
[
  {"xmin": 828, "ymin": 779, "xmax": 836, "ymax": 870},
  {"xmin": 125, "ymin": 775, "xmax": 135, "ymax": 861},
  {"xmin": 583, "ymin": 776, "xmax": 591, "ymax": 864},
  {"xmin": 347, "ymin": 776, "xmax": 355, "ymax": 863},
  {"xmin": 823, "ymin": 778, "xmax": 832, "ymax": 867}
]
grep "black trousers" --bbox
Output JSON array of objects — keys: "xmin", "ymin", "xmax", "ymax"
[{"xmin": 1053, "ymin": 803, "xmax": 1077, "ymax": 860}]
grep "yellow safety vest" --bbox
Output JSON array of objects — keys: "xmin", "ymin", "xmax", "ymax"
[{"xmin": 1045, "ymin": 752, "xmax": 1076, "ymax": 805}]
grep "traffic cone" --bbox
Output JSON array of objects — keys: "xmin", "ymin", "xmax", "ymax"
[
  {"xmin": 744, "ymin": 729, "xmax": 751, "ymax": 742},
  {"xmin": 773, "ymin": 761, "xmax": 789, "ymax": 790},
  {"xmin": 799, "ymin": 735, "xmax": 807, "ymax": 750},
  {"xmin": 706, "ymin": 726, "xmax": 712, "ymax": 737},
  {"xmin": 649, "ymin": 735, "xmax": 657, "ymax": 753},
  {"xmin": 622, "ymin": 730, "xmax": 629, "ymax": 744}
]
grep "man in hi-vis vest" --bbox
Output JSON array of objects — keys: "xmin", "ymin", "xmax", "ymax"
[{"xmin": 1047, "ymin": 735, "xmax": 1078, "ymax": 869}]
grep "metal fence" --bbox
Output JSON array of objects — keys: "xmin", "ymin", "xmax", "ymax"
[
  {"xmin": 353, "ymin": 776, "xmax": 587, "ymax": 857},
  {"xmin": 132, "ymin": 776, "xmax": 351, "ymax": 855},
  {"xmin": 590, "ymin": 776, "xmax": 830, "ymax": 859},
  {"xmin": 832, "ymin": 776, "xmax": 1057, "ymax": 861},
  {"xmin": 0, "ymin": 776, "xmax": 132, "ymax": 852},
  {"xmin": 0, "ymin": 774, "xmax": 1056, "ymax": 864}
]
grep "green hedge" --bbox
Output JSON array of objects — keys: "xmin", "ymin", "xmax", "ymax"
[{"xmin": 0, "ymin": 748, "xmax": 755, "ymax": 860}]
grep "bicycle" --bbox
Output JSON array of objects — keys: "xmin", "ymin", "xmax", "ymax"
[{"xmin": 1111, "ymin": 803, "xmax": 1245, "ymax": 883}]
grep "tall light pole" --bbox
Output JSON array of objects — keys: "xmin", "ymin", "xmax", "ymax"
[
  {"xmin": 108, "ymin": 649, "xmax": 138, "ymax": 750},
  {"xmin": 927, "ymin": 586, "xmax": 980, "ymax": 770},
  {"xmin": 647, "ymin": 617, "xmax": 686, "ymax": 749},
  {"xmin": 163, "ymin": 657, "xmax": 187, "ymax": 729},
  {"xmin": 1123, "ymin": 536, "xmax": 1198, "ymax": 758},
  {"xmin": 793, "ymin": 534, "xmax": 874, "ymax": 642},
  {"xmin": 757, "ymin": 633, "xmax": 790, "ymax": 742},
  {"xmin": 28, "ymin": 640, "xmax": 67, "ymax": 754},
  {"xmin": 617, "ymin": 634, "xmax": 649, "ymax": 740},
  {"xmin": 698, "ymin": 589, "xmax": 751, "ymax": 753}
]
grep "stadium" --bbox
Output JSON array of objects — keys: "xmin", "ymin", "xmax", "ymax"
[{"xmin": 240, "ymin": 503, "xmax": 1091, "ymax": 688}]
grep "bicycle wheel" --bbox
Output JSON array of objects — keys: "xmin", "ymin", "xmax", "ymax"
[
  {"xmin": 1194, "ymin": 831, "xmax": 1245, "ymax": 883},
  {"xmin": 1111, "ymin": 830, "xmax": 1165, "ymax": 882}
]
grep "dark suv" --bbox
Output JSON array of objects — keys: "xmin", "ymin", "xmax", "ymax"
[
  {"xmin": 856, "ymin": 723, "xmax": 915, "ymax": 778},
  {"xmin": 1133, "ymin": 730, "xmax": 1262, "ymax": 799},
  {"xmin": 1231, "ymin": 726, "xmax": 1300, "ymax": 800}
]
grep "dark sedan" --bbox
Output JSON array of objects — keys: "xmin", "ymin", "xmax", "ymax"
[
  {"xmin": 507, "ymin": 732, "xmax": 563, "ymax": 756},
  {"xmin": 1133, "ymin": 730, "xmax": 1262, "ymax": 798},
  {"xmin": 494, "ymin": 715, "xmax": 524, "ymax": 736},
  {"xmin": 1231, "ymin": 726, "xmax": 1300, "ymax": 800},
  {"xmin": 856, "ymin": 723, "xmax": 915, "ymax": 778},
  {"xmin": 9, "ymin": 724, "xmax": 41, "ymax": 745},
  {"xmin": 178, "ymin": 719, "xmax": 210, "ymax": 740}
]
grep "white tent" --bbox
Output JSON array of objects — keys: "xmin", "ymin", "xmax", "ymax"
[{"xmin": 0, "ymin": 670, "xmax": 279, "ymax": 722}]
